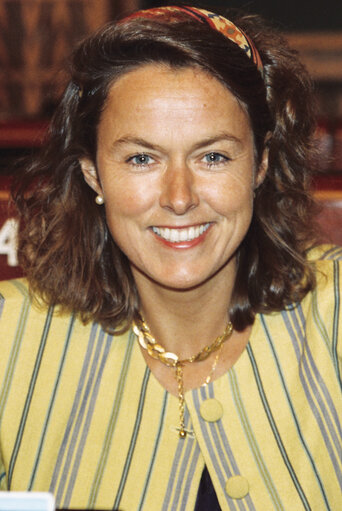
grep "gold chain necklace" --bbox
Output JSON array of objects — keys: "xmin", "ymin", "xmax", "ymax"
[{"xmin": 132, "ymin": 316, "xmax": 233, "ymax": 438}]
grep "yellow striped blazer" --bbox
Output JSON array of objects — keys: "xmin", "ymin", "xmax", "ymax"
[{"xmin": 0, "ymin": 246, "xmax": 341, "ymax": 510}]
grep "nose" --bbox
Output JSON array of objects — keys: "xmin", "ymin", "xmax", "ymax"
[{"xmin": 159, "ymin": 160, "xmax": 199, "ymax": 215}]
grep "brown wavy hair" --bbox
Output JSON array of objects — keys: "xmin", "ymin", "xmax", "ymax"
[{"xmin": 12, "ymin": 5, "xmax": 319, "ymax": 332}]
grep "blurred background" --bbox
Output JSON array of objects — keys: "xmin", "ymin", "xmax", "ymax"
[{"xmin": 0, "ymin": 0, "xmax": 342, "ymax": 279}]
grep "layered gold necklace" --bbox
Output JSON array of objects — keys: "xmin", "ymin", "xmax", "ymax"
[{"xmin": 132, "ymin": 316, "xmax": 233, "ymax": 438}]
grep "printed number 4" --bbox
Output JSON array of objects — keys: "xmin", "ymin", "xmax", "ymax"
[{"xmin": 0, "ymin": 218, "xmax": 19, "ymax": 266}]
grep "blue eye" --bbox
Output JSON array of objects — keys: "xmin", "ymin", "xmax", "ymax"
[
  {"xmin": 204, "ymin": 152, "xmax": 228, "ymax": 165},
  {"xmin": 129, "ymin": 154, "xmax": 152, "ymax": 166}
]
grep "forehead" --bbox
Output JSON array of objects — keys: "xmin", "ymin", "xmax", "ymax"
[{"xmin": 97, "ymin": 64, "xmax": 252, "ymax": 143}]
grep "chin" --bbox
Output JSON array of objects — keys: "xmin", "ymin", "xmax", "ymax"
[{"xmin": 147, "ymin": 267, "xmax": 223, "ymax": 292}]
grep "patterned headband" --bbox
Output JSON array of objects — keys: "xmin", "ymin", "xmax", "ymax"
[{"xmin": 122, "ymin": 5, "xmax": 263, "ymax": 75}]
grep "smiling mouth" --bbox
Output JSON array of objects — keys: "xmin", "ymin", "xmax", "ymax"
[{"xmin": 151, "ymin": 223, "xmax": 211, "ymax": 243}]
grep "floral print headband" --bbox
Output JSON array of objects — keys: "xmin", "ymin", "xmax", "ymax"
[{"xmin": 123, "ymin": 5, "xmax": 263, "ymax": 75}]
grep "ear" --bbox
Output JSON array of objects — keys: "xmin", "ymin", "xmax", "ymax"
[
  {"xmin": 255, "ymin": 132, "xmax": 271, "ymax": 189},
  {"xmin": 79, "ymin": 157, "xmax": 103, "ymax": 196}
]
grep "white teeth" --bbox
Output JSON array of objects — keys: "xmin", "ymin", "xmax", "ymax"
[
  {"xmin": 179, "ymin": 229, "xmax": 188, "ymax": 241},
  {"xmin": 170, "ymin": 230, "xmax": 178, "ymax": 242},
  {"xmin": 152, "ymin": 223, "xmax": 210, "ymax": 242}
]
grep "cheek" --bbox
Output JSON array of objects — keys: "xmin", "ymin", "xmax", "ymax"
[
  {"xmin": 102, "ymin": 179, "xmax": 156, "ymax": 218},
  {"xmin": 207, "ymin": 174, "xmax": 254, "ymax": 215}
]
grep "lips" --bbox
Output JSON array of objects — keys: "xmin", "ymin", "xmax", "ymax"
[{"xmin": 151, "ymin": 223, "xmax": 211, "ymax": 243}]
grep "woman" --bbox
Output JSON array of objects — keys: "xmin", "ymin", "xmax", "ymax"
[{"xmin": 0, "ymin": 5, "xmax": 341, "ymax": 510}]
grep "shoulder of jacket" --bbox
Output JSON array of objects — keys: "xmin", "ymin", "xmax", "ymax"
[
  {"xmin": 307, "ymin": 244, "xmax": 342, "ymax": 262},
  {"xmin": 0, "ymin": 278, "xmax": 30, "ymax": 304}
]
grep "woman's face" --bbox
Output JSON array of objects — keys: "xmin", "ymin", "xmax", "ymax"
[{"xmin": 81, "ymin": 64, "xmax": 268, "ymax": 292}]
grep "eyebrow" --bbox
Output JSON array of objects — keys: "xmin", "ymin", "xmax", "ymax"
[
  {"xmin": 191, "ymin": 133, "xmax": 243, "ymax": 151},
  {"xmin": 111, "ymin": 133, "xmax": 243, "ymax": 152},
  {"xmin": 111, "ymin": 136, "xmax": 162, "ymax": 151}
]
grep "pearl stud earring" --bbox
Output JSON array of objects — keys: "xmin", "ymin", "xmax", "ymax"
[{"xmin": 95, "ymin": 195, "xmax": 104, "ymax": 205}]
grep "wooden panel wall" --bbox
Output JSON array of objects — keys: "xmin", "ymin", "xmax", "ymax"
[{"xmin": 0, "ymin": 0, "xmax": 112, "ymax": 118}]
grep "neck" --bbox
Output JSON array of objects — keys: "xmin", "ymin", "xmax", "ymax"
[{"xmin": 132, "ymin": 264, "xmax": 235, "ymax": 358}]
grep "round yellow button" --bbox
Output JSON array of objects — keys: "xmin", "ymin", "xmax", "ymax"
[
  {"xmin": 199, "ymin": 398, "xmax": 223, "ymax": 422},
  {"xmin": 225, "ymin": 475, "xmax": 249, "ymax": 499}
]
